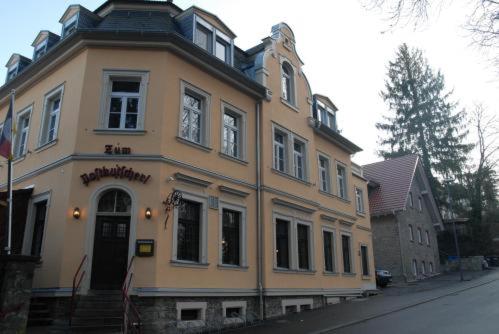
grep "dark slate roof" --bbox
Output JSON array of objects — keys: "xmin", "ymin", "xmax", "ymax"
[
  {"xmin": 96, "ymin": 10, "xmax": 179, "ymax": 32},
  {"xmin": 362, "ymin": 154, "xmax": 419, "ymax": 216}
]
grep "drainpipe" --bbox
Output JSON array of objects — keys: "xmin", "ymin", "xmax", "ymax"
[{"xmin": 256, "ymin": 101, "xmax": 264, "ymax": 320}]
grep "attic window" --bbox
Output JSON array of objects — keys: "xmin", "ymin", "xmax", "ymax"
[
  {"xmin": 193, "ymin": 15, "xmax": 232, "ymax": 65},
  {"xmin": 317, "ymin": 100, "xmax": 337, "ymax": 131},
  {"xmin": 33, "ymin": 40, "xmax": 48, "ymax": 61},
  {"xmin": 62, "ymin": 14, "xmax": 78, "ymax": 37},
  {"xmin": 6, "ymin": 64, "xmax": 18, "ymax": 81}
]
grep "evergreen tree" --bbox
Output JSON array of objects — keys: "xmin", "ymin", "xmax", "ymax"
[{"xmin": 377, "ymin": 43, "xmax": 472, "ymax": 197}]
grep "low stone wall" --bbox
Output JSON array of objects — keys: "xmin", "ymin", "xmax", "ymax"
[{"xmin": 444, "ymin": 256, "xmax": 485, "ymax": 272}]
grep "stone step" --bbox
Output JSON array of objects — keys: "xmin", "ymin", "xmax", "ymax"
[
  {"xmin": 70, "ymin": 323, "xmax": 122, "ymax": 333},
  {"xmin": 71, "ymin": 316, "xmax": 122, "ymax": 327},
  {"xmin": 74, "ymin": 308, "xmax": 123, "ymax": 317}
]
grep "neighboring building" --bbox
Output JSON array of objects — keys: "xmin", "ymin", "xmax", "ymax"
[
  {"xmin": 0, "ymin": 0, "xmax": 375, "ymax": 331},
  {"xmin": 363, "ymin": 155, "xmax": 443, "ymax": 281}
]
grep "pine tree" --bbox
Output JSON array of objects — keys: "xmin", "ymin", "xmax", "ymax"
[{"xmin": 377, "ymin": 43, "xmax": 472, "ymax": 197}]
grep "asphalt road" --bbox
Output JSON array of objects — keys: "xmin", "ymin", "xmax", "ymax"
[{"xmin": 330, "ymin": 278, "xmax": 499, "ymax": 334}]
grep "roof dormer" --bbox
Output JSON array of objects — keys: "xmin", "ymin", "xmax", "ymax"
[
  {"xmin": 176, "ymin": 6, "xmax": 236, "ymax": 66},
  {"xmin": 5, "ymin": 54, "xmax": 32, "ymax": 83},
  {"xmin": 31, "ymin": 31, "xmax": 60, "ymax": 61},
  {"xmin": 59, "ymin": 5, "xmax": 100, "ymax": 38},
  {"xmin": 313, "ymin": 94, "xmax": 338, "ymax": 131}
]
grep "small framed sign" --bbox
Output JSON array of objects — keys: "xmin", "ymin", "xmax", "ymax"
[{"xmin": 136, "ymin": 239, "xmax": 154, "ymax": 257}]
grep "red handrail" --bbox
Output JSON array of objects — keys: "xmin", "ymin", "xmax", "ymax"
[
  {"xmin": 122, "ymin": 256, "xmax": 141, "ymax": 333},
  {"xmin": 69, "ymin": 254, "xmax": 87, "ymax": 327}
]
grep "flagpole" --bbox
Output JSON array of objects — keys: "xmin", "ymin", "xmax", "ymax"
[{"xmin": 6, "ymin": 90, "xmax": 14, "ymax": 255}]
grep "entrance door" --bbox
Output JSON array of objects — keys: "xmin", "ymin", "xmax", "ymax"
[{"xmin": 91, "ymin": 189, "xmax": 132, "ymax": 290}]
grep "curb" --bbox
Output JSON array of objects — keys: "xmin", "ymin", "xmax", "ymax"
[{"xmin": 313, "ymin": 276, "xmax": 499, "ymax": 333}]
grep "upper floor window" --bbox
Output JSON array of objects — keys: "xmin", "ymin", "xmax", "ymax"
[
  {"xmin": 317, "ymin": 102, "xmax": 337, "ymax": 130},
  {"xmin": 193, "ymin": 16, "xmax": 232, "ymax": 65},
  {"xmin": 6, "ymin": 64, "xmax": 18, "ymax": 81},
  {"xmin": 409, "ymin": 224, "xmax": 414, "ymax": 241},
  {"xmin": 14, "ymin": 107, "xmax": 32, "ymax": 158},
  {"xmin": 418, "ymin": 197, "xmax": 423, "ymax": 212},
  {"xmin": 417, "ymin": 228, "xmax": 423, "ymax": 244},
  {"xmin": 409, "ymin": 192, "xmax": 414, "ymax": 207},
  {"xmin": 281, "ymin": 62, "xmax": 295, "ymax": 105},
  {"xmin": 179, "ymin": 82, "xmax": 211, "ymax": 147},
  {"xmin": 336, "ymin": 164, "xmax": 347, "ymax": 199},
  {"xmin": 33, "ymin": 40, "xmax": 48, "ymax": 61},
  {"xmin": 272, "ymin": 125, "xmax": 309, "ymax": 181},
  {"xmin": 62, "ymin": 14, "xmax": 78, "ymax": 38},
  {"xmin": 39, "ymin": 85, "xmax": 64, "ymax": 146},
  {"xmin": 425, "ymin": 230, "xmax": 430, "ymax": 245},
  {"xmin": 355, "ymin": 187, "xmax": 365, "ymax": 213},
  {"xmin": 221, "ymin": 104, "xmax": 246, "ymax": 160},
  {"xmin": 293, "ymin": 140, "xmax": 305, "ymax": 180},
  {"xmin": 318, "ymin": 155, "xmax": 331, "ymax": 193},
  {"xmin": 273, "ymin": 131, "xmax": 286, "ymax": 172},
  {"xmin": 195, "ymin": 24, "xmax": 213, "ymax": 52},
  {"xmin": 216, "ymin": 37, "xmax": 230, "ymax": 62}
]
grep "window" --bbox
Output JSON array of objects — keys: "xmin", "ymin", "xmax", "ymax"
[
  {"xmin": 417, "ymin": 228, "xmax": 422, "ymax": 244},
  {"xmin": 425, "ymin": 230, "xmax": 430, "ymax": 245},
  {"xmin": 176, "ymin": 200, "xmax": 201, "ymax": 262},
  {"xmin": 216, "ymin": 38, "xmax": 229, "ymax": 62},
  {"xmin": 412, "ymin": 259, "xmax": 418, "ymax": 276},
  {"xmin": 341, "ymin": 234, "xmax": 352, "ymax": 273},
  {"xmin": 222, "ymin": 301, "xmax": 246, "ymax": 323},
  {"xmin": 297, "ymin": 224, "xmax": 310, "ymax": 270},
  {"xmin": 275, "ymin": 219, "xmax": 290, "ymax": 269},
  {"xmin": 361, "ymin": 245, "xmax": 369, "ymax": 276},
  {"xmin": 281, "ymin": 62, "xmax": 294, "ymax": 104},
  {"xmin": 221, "ymin": 105, "xmax": 246, "ymax": 159},
  {"xmin": 421, "ymin": 261, "xmax": 426, "ymax": 275},
  {"xmin": 323, "ymin": 230, "xmax": 335, "ymax": 272},
  {"xmin": 30, "ymin": 200, "xmax": 48, "ymax": 257},
  {"xmin": 355, "ymin": 187, "xmax": 365, "ymax": 213},
  {"xmin": 33, "ymin": 40, "xmax": 48, "ymax": 60},
  {"xmin": 293, "ymin": 140, "xmax": 305, "ymax": 180},
  {"xmin": 179, "ymin": 82, "xmax": 211, "ymax": 146},
  {"xmin": 273, "ymin": 131, "xmax": 286, "ymax": 172},
  {"xmin": 14, "ymin": 108, "xmax": 31, "ymax": 158},
  {"xmin": 318, "ymin": 155, "xmax": 331, "ymax": 193},
  {"xmin": 62, "ymin": 14, "xmax": 78, "ymax": 37},
  {"xmin": 429, "ymin": 262, "xmax": 434, "ymax": 273},
  {"xmin": 195, "ymin": 24, "xmax": 212, "ymax": 52},
  {"xmin": 101, "ymin": 71, "xmax": 148, "ymax": 131},
  {"xmin": 6, "ymin": 64, "xmax": 18, "ymax": 81},
  {"xmin": 176, "ymin": 301, "xmax": 206, "ymax": 328},
  {"xmin": 221, "ymin": 209, "xmax": 240, "ymax": 266},
  {"xmin": 409, "ymin": 192, "xmax": 414, "ymax": 207},
  {"xmin": 317, "ymin": 101, "xmax": 337, "ymax": 130},
  {"xmin": 39, "ymin": 86, "xmax": 64, "ymax": 146},
  {"xmin": 409, "ymin": 224, "xmax": 414, "ymax": 241},
  {"xmin": 337, "ymin": 164, "xmax": 347, "ymax": 199},
  {"xmin": 193, "ymin": 16, "xmax": 232, "ymax": 64},
  {"xmin": 418, "ymin": 197, "xmax": 423, "ymax": 212}
]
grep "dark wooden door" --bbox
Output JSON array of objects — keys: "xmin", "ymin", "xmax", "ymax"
[{"xmin": 91, "ymin": 215, "xmax": 130, "ymax": 290}]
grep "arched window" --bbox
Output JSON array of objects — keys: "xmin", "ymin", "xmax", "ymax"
[
  {"xmin": 281, "ymin": 62, "xmax": 294, "ymax": 104},
  {"xmin": 97, "ymin": 189, "xmax": 131, "ymax": 215}
]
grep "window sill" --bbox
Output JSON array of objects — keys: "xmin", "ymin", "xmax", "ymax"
[
  {"xmin": 362, "ymin": 275, "xmax": 372, "ymax": 280},
  {"xmin": 176, "ymin": 136, "xmax": 212, "ymax": 152},
  {"xmin": 273, "ymin": 268, "xmax": 316, "ymax": 275},
  {"xmin": 280, "ymin": 98, "xmax": 300, "ymax": 113},
  {"xmin": 335, "ymin": 195, "xmax": 351, "ymax": 204},
  {"xmin": 356, "ymin": 211, "xmax": 366, "ymax": 218},
  {"xmin": 217, "ymin": 264, "xmax": 249, "ymax": 271},
  {"xmin": 35, "ymin": 139, "xmax": 58, "ymax": 153},
  {"xmin": 271, "ymin": 168, "xmax": 311, "ymax": 186},
  {"xmin": 177, "ymin": 320, "xmax": 205, "ymax": 329},
  {"xmin": 319, "ymin": 190, "xmax": 334, "ymax": 198},
  {"xmin": 341, "ymin": 272, "xmax": 357, "ymax": 277},
  {"xmin": 170, "ymin": 260, "xmax": 209, "ymax": 268},
  {"xmin": 93, "ymin": 128, "xmax": 147, "ymax": 135},
  {"xmin": 323, "ymin": 271, "xmax": 340, "ymax": 276},
  {"xmin": 12, "ymin": 155, "xmax": 26, "ymax": 165},
  {"xmin": 219, "ymin": 152, "xmax": 248, "ymax": 165}
]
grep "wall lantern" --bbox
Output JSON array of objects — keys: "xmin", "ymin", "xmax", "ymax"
[
  {"xmin": 73, "ymin": 207, "xmax": 81, "ymax": 219},
  {"xmin": 145, "ymin": 208, "xmax": 152, "ymax": 220}
]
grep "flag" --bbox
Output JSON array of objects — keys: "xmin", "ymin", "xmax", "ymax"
[{"xmin": 0, "ymin": 95, "xmax": 13, "ymax": 159}]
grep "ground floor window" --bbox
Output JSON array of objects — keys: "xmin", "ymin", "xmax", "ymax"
[
  {"xmin": 297, "ymin": 223, "xmax": 310, "ymax": 270},
  {"xmin": 360, "ymin": 244, "xmax": 369, "ymax": 276},
  {"xmin": 412, "ymin": 259, "xmax": 418, "ymax": 276},
  {"xmin": 176, "ymin": 302, "xmax": 206, "ymax": 328},
  {"xmin": 177, "ymin": 200, "xmax": 201, "ymax": 262},
  {"xmin": 222, "ymin": 301, "xmax": 247, "ymax": 324},
  {"xmin": 421, "ymin": 261, "xmax": 426, "ymax": 275},
  {"xmin": 276, "ymin": 219, "xmax": 290, "ymax": 269},
  {"xmin": 30, "ymin": 200, "xmax": 48, "ymax": 257},
  {"xmin": 429, "ymin": 262, "xmax": 434, "ymax": 273},
  {"xmin": 342, "ymin": 234, "xmax": 352, "ymax": 273},
  {"xmin": 222, "ymin": 209, "xmax": 240, "ymax": 265},
  {"xmin": 323, "ymin": 229, "xmax": 335, "ymax": 272}
]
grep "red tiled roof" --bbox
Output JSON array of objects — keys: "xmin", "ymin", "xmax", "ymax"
[{"xmin": 362, "ymin": 155, "xmax": 419, "ymax": 216}]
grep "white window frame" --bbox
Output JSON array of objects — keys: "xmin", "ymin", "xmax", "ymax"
[
  {"xmin": 218, "ymin": 201, "xmax": 247, "ymax": 267},
  {"xmin": 273, "ymin": 213, "xmax": 315, "ymax": 272},
  {"xmin": 272, "ymin": 124, "xmax": 309, "ymax": 181},
  {"xmin": 318, "ymin": 153, "xmax": 331, "ymax": 193},
  {"xmin": 273, "ymin": 129, "xmax": 287, "ymax": 173},
  {"xmin": 222, "ymin": 301, "xmax": 247, "ymax": 324},
  {"xmin": 417, "ymin": 227, "xmax": 422, "ymax": 244},
  {"xmin": 193, "ymin": 15, "xmax": 233, "ymax": 65},
  {"xmin": 322, "ymin": 226, "xmax": 336, "ymax": 273},
  {"xmin": 340, "ymin": 232, "xmax": 354, "ymax": 274},
  {"xmin": 280, "ymin": 59, "xmax": 296, "ymax": 107},
  {"xmin": 355, "ymin": 187, "xmax": 365, "ymax": 213},
  {"xmin": 336, "ymin": 162, "xmax": 348, "ymax": 200},
  {"xmin": 22, "ymin": 191, "xmax": 51, "ymax": 257},
  {"xmin": 33, "ymin": 39, "xmax": 48, "ymax": 60},
  {"xmin": 6, "ymin": 63, "xmax": 19, "ymax": 81},
  {"xmin": 99, "ymin": 70, "xmax": 149, "ymax": 131},
  {"xmin": 38, "ymin": 84, "xmax": 64, "ymax": 147},
  {"xmin": 171, "ymin": 191, "xmax": 208, "ymax": 264},
  {"xmin": 293, "ymin": 139, "xmax": 306, "ymax": 180},
  {"xmin": 317, "ymin": 99, "xmax": 336, "ymax": 130},
  {"xmin": 179, "ymin": 81, "xmax": 211, "ymax": 147},
  {"xmin": 176, "ymin": 301, "xmax": 207, "ymax": 329},
  {"xmin": 62, "ymin": 13, "xmax": 78, "ymax": 38},
  {"xmin": 409, "ymin": 224, "xmax": 414, "ymax": 241},
  {"xmin": 425, "ymin": 230, "xmax": 430, "ymax": 245},
  {"xmin": 14, "ymin": 106, "xmax": 32, "ymax": 158},
  {"xmin": 220, "ymin": 102, "xmax": 246, "ymax": 160}
]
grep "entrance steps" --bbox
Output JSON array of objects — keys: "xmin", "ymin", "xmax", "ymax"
[{"xmin": 70, "ymin": 290, "xmax": 123, "ymax": 333}]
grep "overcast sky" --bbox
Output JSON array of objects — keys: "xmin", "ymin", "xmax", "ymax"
[{"xmin": 1, "ymin": 0, "xmax": 497, "ymax": 166}]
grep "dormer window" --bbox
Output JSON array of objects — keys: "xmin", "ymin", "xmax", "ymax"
[
  {"xmin": 33, "ymin": 40, "xmax": 48, "ymax": 61},
  {"xmin": 193, "ymin": 15, "xmax": 233, "ymax": 65},
  {"xmin": 317, "ymin": 101, "xmax": 337, "ymax": 131},
  {"xmin": 62, "ymin": 14, "xmax": 78, "ymax": 38},
  {"xmin": 6, "ymin": 64, "xmax": 18, "ymax": 81}
]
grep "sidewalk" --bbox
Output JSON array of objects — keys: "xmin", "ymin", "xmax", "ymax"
[{"xmin": 230, "ymin": 269, "xmax": 499, "ymax": 334}]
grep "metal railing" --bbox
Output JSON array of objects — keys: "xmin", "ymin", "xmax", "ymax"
[
  {"xmin": 69, "ymin": 254, "xmax": 87, "ymax": 327},
  {"xmin": 122, "ymin": 256, "xmax": 141, "ymax": 333}
]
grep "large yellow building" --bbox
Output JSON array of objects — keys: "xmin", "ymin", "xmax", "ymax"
[{"xmin": 0, "ymin": 0, "xmax": 375, "ymax": 331}]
